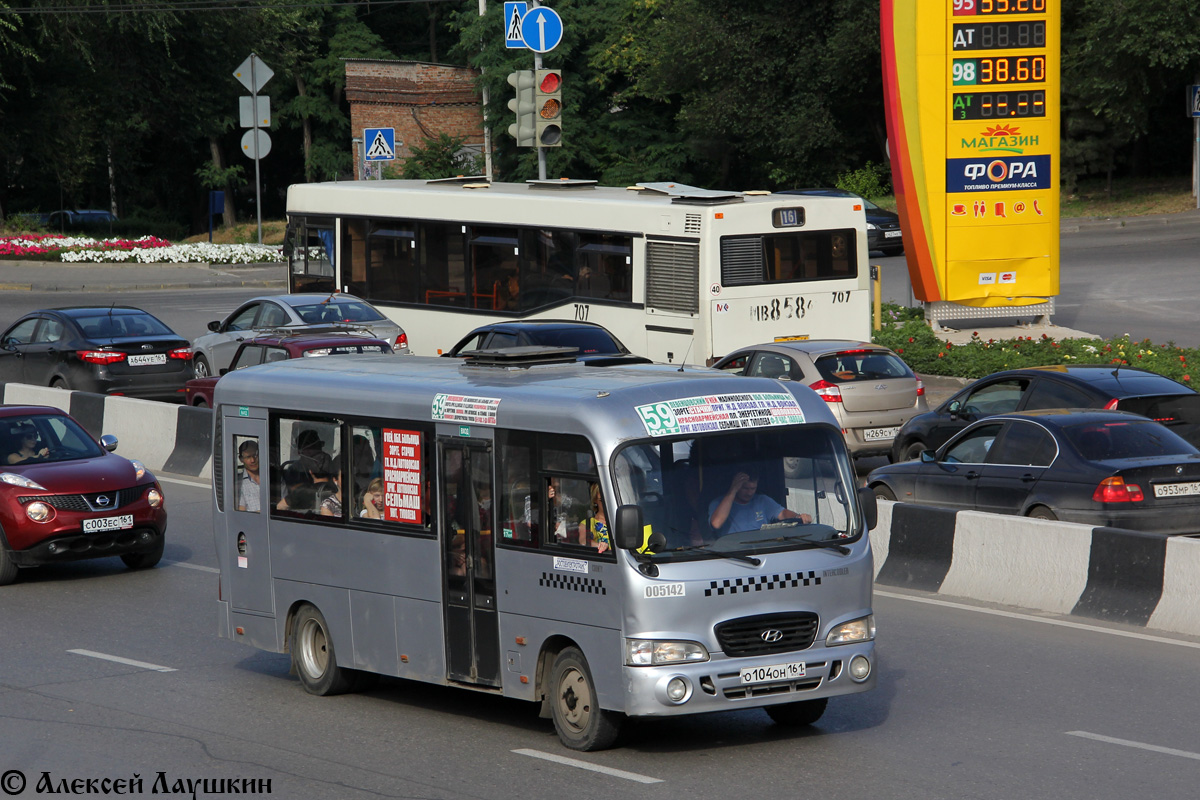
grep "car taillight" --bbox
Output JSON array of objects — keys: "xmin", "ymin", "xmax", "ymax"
[
  {"xmin": 1103, "ymin": 398, "xmax": 1119, "ymax": 410},
  {"xmin": 396, "ymin": 332, "xmax": 408, "ymax": 350},
  {"xmin": 77, "ymin": 350, "xmax": 126, "ymax": 365},
  {"xmin": 916, "ymin": 378, "xmax": 925, "ymax": 397},
  {"xmin": 169, "ymin": 348, "xmax": 193, "ymax": 360},
  {"xmin": 809, "ymin": 379, "xmax": 843, "ymax": 403},
  {"xmin": 1092, "ymin": 476, "xmax": 1143, "ymax": 503}
]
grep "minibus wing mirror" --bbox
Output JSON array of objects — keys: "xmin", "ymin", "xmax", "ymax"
[
  {"xmin": 856, "ymin": 486, "xmax": 878, "ymax": 530},
  {"xmin": 615, "ymin": 504, "xmax": 644, "ymax": 550}
]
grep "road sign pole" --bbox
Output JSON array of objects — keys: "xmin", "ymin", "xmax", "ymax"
[
  {"xmin": 534, "ymin": 49, "xmax": 546, "ymax": 180},
  {"xmin": 250, "ymin": 55, "xmax": 263, "ymax": 245}
]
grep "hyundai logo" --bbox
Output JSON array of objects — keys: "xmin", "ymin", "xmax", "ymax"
[
  {"xmin": 96, "ymin": 494, "xmax": 111, "ymax": 507},
  {"xmin": 760, "ymin": 629, "xmax": 783, "ymax": 643}
]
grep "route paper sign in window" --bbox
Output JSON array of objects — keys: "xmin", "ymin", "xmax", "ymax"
[
  {"xmin": 635, "ymin": 393, "xmax": 806, "ymax": 437},
  {"xmin": 382, "ymin": 428, "xmax": 423, "ymax": 524}
]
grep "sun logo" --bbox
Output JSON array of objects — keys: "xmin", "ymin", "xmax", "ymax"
[{"xmin": 981, "ymin": 124, "xmax": 1020, "ymax": 137}]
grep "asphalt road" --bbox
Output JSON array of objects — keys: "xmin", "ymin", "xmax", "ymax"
[{"xmin": 2, "ymin": 475, "xmax": 1198, "ymax": 799}]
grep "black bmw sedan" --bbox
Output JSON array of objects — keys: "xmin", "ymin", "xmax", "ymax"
[
  {"xmin": 868, "ymin": 409, "xmax": 1200, "ymax": 535},
  {"xmin": 0, "ymin": 307, "xmax": 194, "ymax": 401}
]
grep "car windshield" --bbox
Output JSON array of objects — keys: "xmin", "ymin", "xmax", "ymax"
[
  {"xmin": 72, "ymin": 312, "xmax": 173, "ymax": 338},
  {"xmin": 3, "ymin": 414, "xmax": 104, "ymax": 464},
  {"xmin": 292, "ymin": 299, "xmax": 385, "ymax": 324},
  {"xmin": 813, "ymin": 350, "xmax": 912, "ymax": 383},
  {"xmin": 301, "ymin": 343, "xmax": 391, "ymax": 357},
  {"xmin": 527, "ymin": 328, "xmax": 624, "ymax": 354},
  {"xmin": 1064, "ymin": 420, "xmax": 1199, "ymax": 461},
  {"xmin": 613, "ymin": 426, "xmax": 860, "ymax": 561}
]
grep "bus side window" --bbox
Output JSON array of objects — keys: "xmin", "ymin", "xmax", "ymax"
[
  {"xmin": 497, "ymin": 431, "xmax": 537, "ymax": 544},
  {"xmin": 270, "ymin": 415, "xmax": 344, "ymax": 518}
]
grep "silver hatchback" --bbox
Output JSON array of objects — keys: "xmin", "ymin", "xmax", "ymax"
[
  {"xmin": 712, "ymin": 339, "xmax": 928, "ymax": 456},
  {"xmin": 190, "ymin": 293, "xmax": 409, "ymax": 377}
]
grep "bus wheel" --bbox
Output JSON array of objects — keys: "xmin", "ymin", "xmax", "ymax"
[
  {"xmin": 291, "ymin": 604, "xmax": 356, "ymax": 696},
  {"xmin": 765, "ymin": 697, "xmax": 828, "ymax": 727},
  {"xmin": 549, "ymin": 647, "xmax": 622, "ymax": 751}
]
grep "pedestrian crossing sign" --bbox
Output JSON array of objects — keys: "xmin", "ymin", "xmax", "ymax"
[{"xmin": 364, "ymin": 128, "xmax": 396, "ymax": 161}]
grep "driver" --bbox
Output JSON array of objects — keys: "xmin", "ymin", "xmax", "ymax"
[
  {"xmin": 708, "ymin": 471, "xmax": 810, "ymax": 536},
  {"xmin": 7, "ymin": 426, "xmax": 49, "ymax": 464}
]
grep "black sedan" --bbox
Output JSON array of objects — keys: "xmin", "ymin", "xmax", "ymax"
[
  {"xmin": 0, "ymin": 307, "xmax": 194, "ymax": 401},
  {"xmin": 445, "ymin": 320, "xmax": 652, "ymax": 366},
  {"xmin": 779, "ymin": 188, "xmax": 904, "ymax": 256},
  {"xmin": 868, "ymin": 410, "xmax": 1200, "ymax": 535},
  {"xmin": 891, "ymin": 365, "xmax": 1200, "ymax": 462}
]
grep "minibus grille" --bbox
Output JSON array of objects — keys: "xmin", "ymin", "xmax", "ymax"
[{"xmin": 715, "ymin": 612, "xmax": 819, "ymax": 656}]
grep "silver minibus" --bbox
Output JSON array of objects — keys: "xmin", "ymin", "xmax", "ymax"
[{"xmin": 213, "ymin": 349, "xmax": 878, "ymax": 750}]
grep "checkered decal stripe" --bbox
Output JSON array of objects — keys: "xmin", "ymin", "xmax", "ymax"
[
  {"xmin": 539, "ymin": 572, "xmax": 607, "ymax": 595},
  {"xmin": 704, "ymin": 572, "xmax": 821, "ymax": 597}
]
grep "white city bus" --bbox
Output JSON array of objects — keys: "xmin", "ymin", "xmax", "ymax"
[
  {"xmin": 284, "ymin": 178, "xmax": 871, "ymax": 364},
  {"xmin": 213, "ymin": 350, "xmax": 878, "ymax": 750}
]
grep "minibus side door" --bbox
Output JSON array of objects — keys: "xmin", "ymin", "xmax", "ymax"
[
  {"xmin": 438, "ymin": 436, "xmax": 501, "ymax": 687},
  {"xmin": 224, "ymin": 412, "xmax": 273, "ymax": 615}
]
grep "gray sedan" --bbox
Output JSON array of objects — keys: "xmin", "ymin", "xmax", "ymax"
[
  {"xmin": 712, "ymin": 339, "xmax": 928, "ymax": 457},
  {"xmin": 190, "ymin": 293, "xmax": 408, "ymax": 377}
]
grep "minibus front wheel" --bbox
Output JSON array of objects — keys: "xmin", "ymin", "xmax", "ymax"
[
  {"xmin": 291, "ymin": 603, "xmax": 356, "ymax": 696},
  {"xmin": 549, "ymin": 647, "xmax": 622, "ymax": 751}
]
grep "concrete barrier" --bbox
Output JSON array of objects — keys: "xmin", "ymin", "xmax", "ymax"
[
  {"xmin": 871, "ymin": 500, "xmax": 1200, "ymax": 639},
  {"xmin": 0, "ymin": 383, "xmax": 212, "ymax": 479}
]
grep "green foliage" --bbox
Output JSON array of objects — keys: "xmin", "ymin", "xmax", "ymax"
[
  {"xmin": 873, "ymin": 304, "xmax": 1198, "ymax": 386},
  {"xmin": 195, "ymin": 161, "xmax": 246, "ymax": 192},
  {"xmin": 400, "ymin": 134, "xmax": 483, "ymax": 180},
  {"xmin": 835, "ymin": 162, "xmax": 891, "ymax": 199}
]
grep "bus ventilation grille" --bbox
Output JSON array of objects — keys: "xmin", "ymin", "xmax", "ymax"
[{"xmin": 714, "ymin": 611, "xmax": 819, "ymax": 657}]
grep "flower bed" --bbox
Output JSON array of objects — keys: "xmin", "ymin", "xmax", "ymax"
[
  {"xmin": 0, "ymin": 234, "xmax": 284, "ymax": 265},
  {"xmin": 873, "ymin": 304, "xmax": 1194, "ymax": 385}
]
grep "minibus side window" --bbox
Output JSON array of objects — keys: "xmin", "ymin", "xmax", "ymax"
[
  {"xmin": 540, "ymin": 434, "xmax": 607, "ymax": 554},
  {"xmin": 497, "ymin": 430, "xmax": 538, "ymax": 545},
  {"xmin": 270, "ymin": 415, "xmax": 343, "ymax": 520},
  {"xmin": 353, "ymin": 423, "xmax": 432, "ymax": 530}
]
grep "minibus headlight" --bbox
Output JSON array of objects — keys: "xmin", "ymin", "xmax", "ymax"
[
  {"xmin": 626, "ymin": 639, "xmax": 709, "ymax": 666},
  {"xmin": 825, "ymin": 615, "xmax": 875, "ymax": 646}
]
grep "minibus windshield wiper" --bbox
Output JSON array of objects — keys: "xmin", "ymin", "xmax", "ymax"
[
  {"xmin": 658, "ymin": 545, "xmax": 761, "ymax": 566},
  {"xmin": 742, "ymin": 533, "xmax": 851, "ymax": 555}
]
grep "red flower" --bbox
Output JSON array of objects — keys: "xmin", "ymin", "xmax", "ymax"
[
  {"xmin": 908, "ymin": 337, "xmax": 914, "ymax": 343},
  {"xmin": 897, "ymin": 348, "xmax": 904, "ymax": 354},
  {"xmin": 937, "ymin": 352, "xmax": 945, "ymax": 358},
  {"xmin": 1185, "ymin": 375, "xmax": 1191, "ymax": 382}
]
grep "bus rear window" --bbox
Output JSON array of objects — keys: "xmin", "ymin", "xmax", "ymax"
[{"xmin": 720, "ymin": 229, "xmax": 856, "ymax": 286}]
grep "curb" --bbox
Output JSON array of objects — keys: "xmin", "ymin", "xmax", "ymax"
[
  {"xmin": 26, "ymin": 280, "xmax": 286, "ymax": 292},
  {"xmin": 870, "ymin": 500, "xmax": 1200, "ymax": 639},
  {"xmin": 0, "ymin": 382, "xmax": 212, "ymax": 480}
]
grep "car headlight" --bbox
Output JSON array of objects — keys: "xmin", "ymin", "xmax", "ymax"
[
  {"xmin": 866, "ymin": 222, "xmax": 877, "ymax": 230},
  {"xmin": 826, "ymin": 615, "xmax": 875, "ymax": 646},
  {"xmin": 129, "ymin": 459, "xmax": 147, "ymax": 480},
  {"xmin": 146, "ymin": 487, "xmax": 163, "ymax": 508},
  {"xmin": 1, "ymin": 472, "xmax": 46, "ymax": 490},
  {"xmin": 26, "ymin": 501, "xmax": 55, "ymax": 522},
  {"xmin": 626, "ymin": 639, "xmax": 709, "ymax": 666}
]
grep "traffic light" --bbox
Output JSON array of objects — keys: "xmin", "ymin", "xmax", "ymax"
[
  {"xmin": 507, "ymin": 70, "xmax": 536, "ymax": 147},
  {"xmin": 534, "ymin": 69, "xmax": 562, "ymax": 147}
]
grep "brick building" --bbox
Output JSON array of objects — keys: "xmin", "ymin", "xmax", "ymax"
[{"xmin": 344, "ymin": 59, "xmax": 486, "ymax": 178}]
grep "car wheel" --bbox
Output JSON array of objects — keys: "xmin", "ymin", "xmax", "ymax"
[
  {"xmin": 120, "ymin": 535, "xmax": 164, "ymax": 570},
  {"xmin": 765, "ymin": 697, "xmax": 828, "ymax": 727},
  {"xmin": 1027, "ymin": 506, "xmax": 1057, "ymax": 521},
  {"xmin": 291, "ymin": 603, "xmax": 356, "ymax": 696},
  {"xmin": 192, "ymin": 355, "xmax": 211, "ymax": 379},
  {"xmin": 882, "ymin": 246, "xmax": 904, "ymax": 257},
  {"xmin": 0, "ymin": 545, "xmax": 18, "ymax": 586},
  {"xmin": 872, "ymin": 484, "xmax": 897, "ymax": 502},
  {"xmin": 193, "ymin": 397, "xmax": 209, "ymax": 409},
  {"xmin": 549, "ymin": 646, "xmax": 622, "ymax": 751},
  {"xmin": 50, "ymin": 377, "xmax": 70, "ymax": 391},
  {"xmin": 901, "ymin": 441, "xmax": 926, "ymax": 461}
]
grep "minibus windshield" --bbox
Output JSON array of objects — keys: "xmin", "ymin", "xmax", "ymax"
[{"xmin": 613, "ymin": 426, "xmax": 859, "ymax": 560}]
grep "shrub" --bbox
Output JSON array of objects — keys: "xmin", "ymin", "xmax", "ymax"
[{"xmin": 835, "ymin": 162, "xmax": 892, "ymax": 199}]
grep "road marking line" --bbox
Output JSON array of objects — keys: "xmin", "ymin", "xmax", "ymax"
[
  {"xmin": 158, "ymin": 476, "xmax": 210, "ymax": 489},
  {"xmin": 512, "ymin": 749, "xmax": 663, "ymax": 784},
  {"xmin": 164, "ymin": 560, "xmax": 219, "ymax": 573},
  {"xmin": 67, "ymin": 650, "xmax": 176, "ymax": 673},
  {"xmin": 1066, "ymin": 731, "xmax": 1200, "ymax": 761},
  {"xmin": 875, "ymin": 590, "xmax": 1200, "ymax": 650}
]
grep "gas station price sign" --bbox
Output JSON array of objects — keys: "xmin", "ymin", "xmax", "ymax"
[{"xmin": 953, "ymin": 0, "xmax": 1046, "ymax": 15}]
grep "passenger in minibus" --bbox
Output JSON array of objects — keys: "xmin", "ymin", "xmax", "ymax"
[
  {"xmin": 318, "ymin": 467, "xmax": 344, "ymax": 518},
  {"xmin": 276, "ymin": 460, "xmax": 317, "ymax": 512},
  {"xmin": 708, "ymin": 471, "xmax": 811, "ymax": 535},
  {"xmin": 577, "ymin": 482, "xmax": 610, "ymax": 554},
  {"xmin": 236, "ymin": 440, "xmax": 261, "ymax": 512},
  {"xmin": 360, "ymin": 477, "xmax": 385, "ymax": 519}
]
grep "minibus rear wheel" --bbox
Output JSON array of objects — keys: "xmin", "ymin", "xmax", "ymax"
[
  {"xmin": 765, "ymin": 697, "xmax": 828, "ymax": 727},
  {"xmin": 549, "ymin": 647, "xmax": 622, "ymax": 751},
  {"xmin": 292, "ymin": 603, "xmax": 356, "ymax": 696}
]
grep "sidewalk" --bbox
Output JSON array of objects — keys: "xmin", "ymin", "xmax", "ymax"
[{"xmin": 0, "ymin": 260, "xmax": 286, "ymax": 292}]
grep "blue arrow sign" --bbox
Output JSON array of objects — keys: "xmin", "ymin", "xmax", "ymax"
[
  {"xmin": 520, "ymin": 6, "xmax": 563, "ymax": 53},
  {"xmin": 504, "ymin": 2, "xmax": 528, "ymax": 49}
]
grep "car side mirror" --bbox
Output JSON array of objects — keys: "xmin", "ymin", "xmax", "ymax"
[
  {"xmin": 948, "ymin": 399, "xmax": 962, "ymax": 418},
  {"xmin": 614, "ymin": 504, "xmax": 645, "ymax": 551},
  {"xmin": 857, "ymin": 486, "xmax": 878, "ymax": 530},
  {"xmin": 207, "ymin": 320, "xmax": 221, "ymax": 332},
  {"xmin": 99, "ymin": 434, "xmax": 118, "ymax": 452},
  {"xmin": 920, "ymin": 449, "xmax": 936, "ymax": 463}
]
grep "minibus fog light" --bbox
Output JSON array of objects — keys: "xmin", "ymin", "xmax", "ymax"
[
  {"xmin": 826, "ymin": 615, "xmax": 875, "ymax": 646},
  {"xmin": 626, "ymin": 639, "xmax": 709, "ymax": 666},
  {"xmin": 26, "ymin": 501, "xmax": 54, "ymax": 523},
  {"xmin": 666, "ymin": 677, "xmax": 689, "ymax": 702},
  {"xmin": 849, "ymin": 655, "xmax": 872, "ymax": 682},
  {"xmin": 146, "ymin": 488, "xmax": 163, "ymax": 508}
]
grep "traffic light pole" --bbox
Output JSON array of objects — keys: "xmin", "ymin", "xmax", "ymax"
[{"xmin": 534, "ymin": 50, "xmax": 547, "ymax": 181}]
